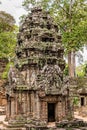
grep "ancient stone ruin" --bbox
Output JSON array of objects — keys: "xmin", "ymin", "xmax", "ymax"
[{"xmin": 6, "ymin": 7, "xmax": 73, "ymax": 129}]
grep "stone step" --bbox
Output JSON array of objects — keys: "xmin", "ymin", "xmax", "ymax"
[
  {"xmin": 0, "ymin": 122, "xmax": 26, "ymax": 130},
  {"xmin": 0, "ymin": 127, "xmax": 26, "ymax": 130}
]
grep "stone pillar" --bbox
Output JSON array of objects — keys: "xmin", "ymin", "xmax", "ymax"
[
  {"xmin": 17, "ymin": 92, "xmax": 22, "ymax": 115},
  {"xmin": 15, "ymin": 93, "xmax": 18, "ymax": 115},
  {"xmin": 6, "ymin": 100, "xmax": 10, "ymax": 119},
  {"xmin": 65, "ymin": 97, "xmax": 68, "ymax": 116},
  {"xmin": 40, "ymin": 101, "xmax": 47, "ymax": 121},
  {"xmin": 23, "ymin": 93, "xmax": 26, "ymax": 114},
  {"xmin": 36, "ymin": 93, "xmax": 40, "ymax": 119},
  {"xmin": 55, "ymin": 102, "xmax": 58, "ymax": 122},
  {"xmin": 7, "ymin": 97, "xmax": 11, "ymax": 119},
  {"xmin": 62, "ymin": 97, "xmax": 66, "ymax": 118},
  {"xmin": 31, "ymin": 92, "xmax": 35, "ymax": 117},
  {"xmin": 11, "ymin": 98, "xmax": 15, "ymax": 118},
  {"xmin": 57, "ymin": 101, "xmax": 62, "ymax": 121},
  {"xmin": 20, "ymin": 92, "xmax": 26, "ymax": 115},
  {"xmin": 30, "ymin": 92, "xmax": 35, "ymax": 117},
  {"xmin": 25, "ymin": 92, "xmax": 27, "ymax": 115},
  {"xmin": 26, "ymin": 92, "xmax": 29, "ymax": 116}
]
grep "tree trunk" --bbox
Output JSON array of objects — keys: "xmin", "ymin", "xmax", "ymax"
[
  {"xmin": 68, "ymin": 51, "xmax": 72, "ymax": 77},
  {"xmin": 68, "ymin": 51, "xmax": 76, "ymax": 77},
  {"xmin": 72, "ymin": 50, "xmax": 76, "ymax": 77},
  {"xmin": 68, "ymin": 0, "xmax": 75, "ymax": 77}
]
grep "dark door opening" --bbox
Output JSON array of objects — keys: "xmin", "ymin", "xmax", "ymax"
[
  {"xmin": 81, "ymin": 97, "xmax": 84, "ymax": 106},
  {"xmin": 48, "ymin": 103, "xmax": 55, "ymax": 122}
]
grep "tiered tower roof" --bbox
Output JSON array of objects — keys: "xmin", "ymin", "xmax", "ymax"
[
  {"xmin": 8, "ymin": 7, "xmax": 65, "ymax": 95},
  {"xmin": 15, "ymin": 7, "xmax": 65, "ymax": 71}
]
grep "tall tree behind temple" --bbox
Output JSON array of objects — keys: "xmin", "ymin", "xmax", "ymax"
[
  {"xmin": 22, "ymin": 0, "xmax": 87, "ymax": 77},
  {"xmin": 0, "ymin": 11, "xmax": 17, "ymax": 60},
  {"xmin": 0, "ymin": 11, "xmax": 18, "ymax": 79}
]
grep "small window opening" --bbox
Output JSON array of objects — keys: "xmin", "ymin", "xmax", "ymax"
[{"xmin": 81, "ymin": 97, "xmax": 85, "ymax": 106}]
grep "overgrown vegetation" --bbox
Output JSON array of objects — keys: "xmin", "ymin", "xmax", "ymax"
[
  {"xmin": 0, "ymin": 11, "xmax": 18, "ymax": 59},
  {"xmin": 76, "ymin": 62, "xmax": 87, "ymax": 77},
  {"xmin": 2, "ymin": 62, "xmax": 14, "ymax": 79},
  {"xmin": 0, "ymin": 11, "xmax": 18, "ymax": 79}
]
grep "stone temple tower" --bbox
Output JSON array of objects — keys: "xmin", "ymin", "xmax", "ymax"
[{"xmin": 6, "ymin": 7, "xmax": 72, "ymax": 127}]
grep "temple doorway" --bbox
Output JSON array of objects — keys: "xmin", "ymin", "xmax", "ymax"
[{"xmin": 48, "ymin": 103, "xmax": 55, "ymax": 122}]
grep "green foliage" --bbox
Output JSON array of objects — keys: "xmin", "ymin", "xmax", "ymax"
[
  {"xmin": 22, "ymin": 0, "xmax": 52, "ymax": 11},
  {"xmin": 73, "ymin": 97, "xmax": 79, "ymax": 105},
  {"xmin": 76, "ymin": 77, "xmax": 87, "ymax": 89},
  {"xmin": 54, "ymin": 0, "xmax": 87, "ymax": 53},
  {"xmin": 76, "ymin": 62, "xmax": 87, "ymax": 77},
  {"xmin": 2, "ymin": 62, "xmax": 14, "ymax": 79},
  {"xmin": 0, "ymin": 11, "xmax": 18, "ymax": 59},
  {"xmin": 76, "ymin": 64, "xmax": 85, "ymax": 77},
  {"xmin": 0, "ymin": 31, "xmax": 17, "ymax": 59},
  {"xmin": 64, "ymin": 64, "xmax": 69, "ymax": 76},
  {"xmin": 0, "ymin": 11, "xmax": 15, "ymax": 32},
  {"xmin": 0, "ymin": 11, "xmax": 18, "ymax": 79},
  {"xmin": 83, "ymin": 62, "xmax": 87, "ymax": 76}
]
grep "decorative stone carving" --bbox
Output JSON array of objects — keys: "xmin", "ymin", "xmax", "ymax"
[
  {"xmin": 8, "ymin": 66, "xmax": 26, "ymax": 90},
  {"xmin": 37, "ymin": 65, "xmax": 63, "ymax": 94}
]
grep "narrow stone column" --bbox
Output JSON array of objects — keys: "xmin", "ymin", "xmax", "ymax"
[
  {"xmin": 57, "ymin": 100, "xmax": 62, "ymax": 121},
  {"xmin": 41, "ymin": 101, "xmax": 47, "ymax": 121},
  {"xmin": 31, "ymin": 92, "xmax": 35, "ymax": 117},
  {"xmin": 8, "ymin": 97, "xmax": 11, "ymax": 118},
  {"xmin": 23, "ymin": 93, "xmax": 26, "ymax": 114},
  {"xmin": 55, "ymin": 102, "xmax": 58, "ymax": 121},
  {"xmin": 26, "ymin": 92, "xmax": 30, "ymax": 116},
  {"xmin": 15, "ymin": 93, "xmax": 18, "ymax": 115},
  {"xmin": 24, "ymin": 92, "xmax": 27, "ymax": 115},
  {"xmin": 30, "ymin": 92, "xmax": 34, "ymax": 117},
  {"xmin": 11, "ymin": 98, "xmax": 15, "ymax": 118},
  {"xmin": 62, "ymin": 97, "xmax": 66, "ymax": 118},
  {"xmin": 36, "ymin": 93, "xmax": 40, "ymax": 119},
  {"xmin": 6, "ymin": 101, "xmax": 10, "ymax": 119}
]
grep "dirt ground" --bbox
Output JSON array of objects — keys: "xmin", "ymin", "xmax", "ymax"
[{"xmin": 74, "ymin": 111, "xmax": 87, "ymax": 122}]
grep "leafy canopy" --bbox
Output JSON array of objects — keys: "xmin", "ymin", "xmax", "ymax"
[
  {"xmin": 0, "ymin": 11, "xmax": 15, "ymax": 32},
  {"xmin": 0, "ymin": 11, "xmax": 17, "ymax": 59},
  {"xmin": 0, "ymin": 11, "xmax": 18, "ymax": 79}
]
